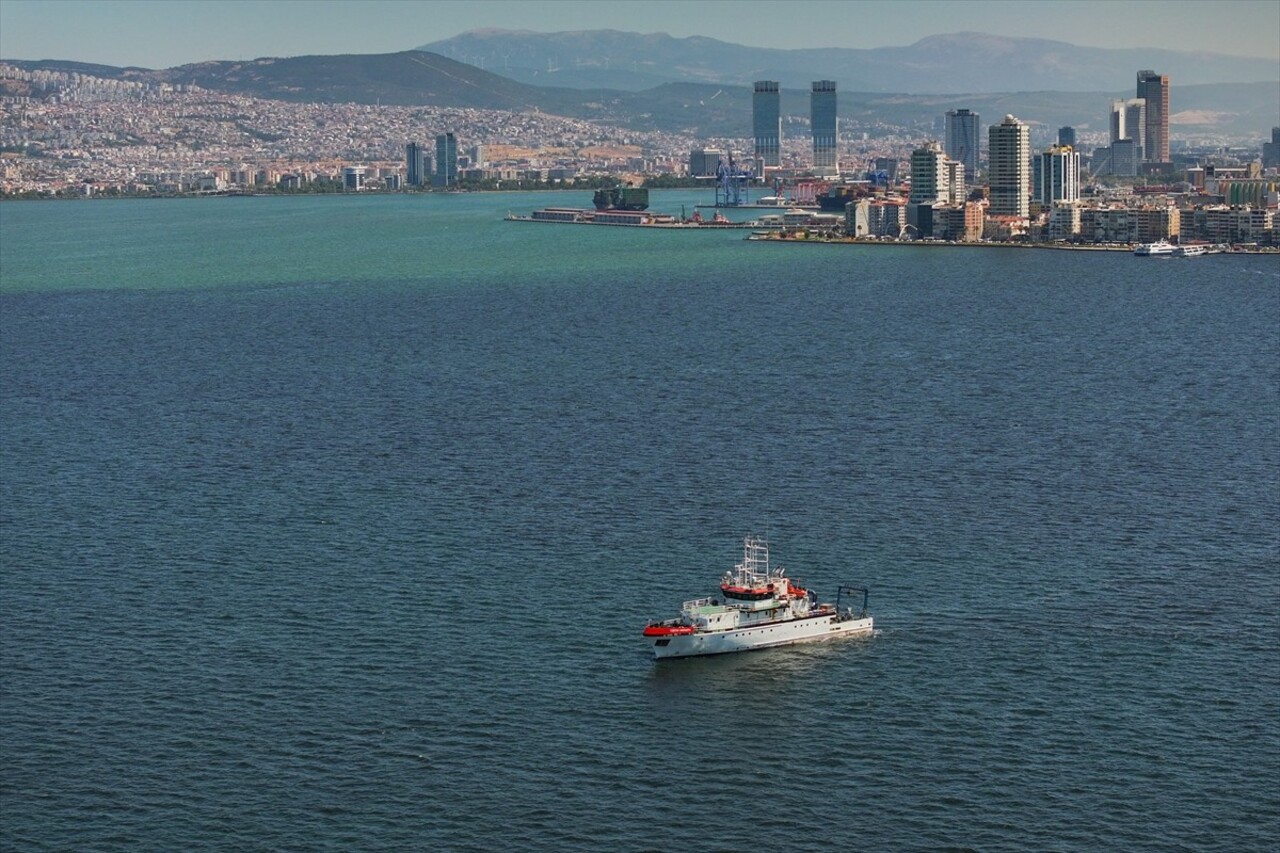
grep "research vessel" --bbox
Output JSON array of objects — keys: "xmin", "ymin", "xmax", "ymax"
[{"xmin": 643, "ymin": 536, "xmax": 874, "ymax": 660}]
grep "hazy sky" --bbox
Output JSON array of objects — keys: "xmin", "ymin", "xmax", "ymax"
[{"xmin": 2, "ymin": 0, "xmax": 1278, "ymax": 68}]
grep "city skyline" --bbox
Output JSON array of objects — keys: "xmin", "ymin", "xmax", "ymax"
[{"xmin": 2, "ymin": 0, "xmax": 1278, "ymax": 71}]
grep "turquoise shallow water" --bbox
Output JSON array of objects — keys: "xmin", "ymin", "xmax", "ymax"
[{"xmin": 2, "ymin": 192, "xmax": 1279, "ymax": 851}]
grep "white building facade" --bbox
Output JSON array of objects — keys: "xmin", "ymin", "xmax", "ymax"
[{"xmin": 1036, "ymin": 146, "xmax": 1081, "ymax": 207}]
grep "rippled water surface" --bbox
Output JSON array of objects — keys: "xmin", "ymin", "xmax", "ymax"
[{"xmin": 2, "ymin": 193, "xmax": 1278, "ymax": 851}]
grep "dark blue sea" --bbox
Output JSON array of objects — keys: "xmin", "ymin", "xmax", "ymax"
[{"xmin": 2, "ymin": 192, "xmax": 1278, "ymax": 851}]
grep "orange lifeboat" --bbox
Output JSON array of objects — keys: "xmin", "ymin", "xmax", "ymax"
[{"xmin": 720, "ymin": 584, "xmax": 774, "ymax": 601}]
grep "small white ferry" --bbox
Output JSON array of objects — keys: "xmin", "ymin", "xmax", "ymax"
[
  {"xmin": 1134, "ymin": 240, "xmax": 1175, "ymax": 256},
  {"xmin": 1173, "ymin": 245, "xmax": 1206, "ymax": 257},
  {"xmin": 643, "ymin": 536, "xmax": 874, "ymax": 660}
]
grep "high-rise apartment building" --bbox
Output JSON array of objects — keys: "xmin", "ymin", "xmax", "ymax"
[
  {"xmin": 810, "ymin": 80, "xmax": 838, "ymax": 177},
  {"xmin": 1136, "ymin": 70, "xmax": 1170, "ymax": 163},
  {"xmin": 1035, "ymin": 145, "xmax": 1081, "ymax": 207},
  {"xmin": 1124, "ymin": 100, "xmax": 1146, "ymax": 154},
  {"xmin": 752, "ymin": 81, "xmax": 781, "ymax": 169},
  {"xmin": 909, "ymin": 141, "xmax": 949, "ymax": 205},
  {"xmin": 342, "ymin": 166, "xmax": 365, "ymax": 192},
  {"xmin": 909, "ymin": 141, "xmax": 966, "ymax": 236},
  {"xmin": 406, "ymin": 142, "xmax": 431, "ymax": 187},
  {"xmin": 945, "ymin": 108, "xmax": 981, "ymax": 182},
  {"xmin": 1264, "ymin": 126, "xmax": 1280, "ymax": 169},
  {"xmin": 909, "ymin": 141, "xmax": 966, "ymax": 205},
  {"xmin": 434, "ymin": 132, "xmax": 457, "ymax": 188},
  {"xmin": 988, "ymin": 115, "xmax": 1031, "ymax": 218},
  {"xmin": 689, "ymin": 148, "xmax": 724, "ymax": 177},
  {"xmin": 1110, "ymin": 139, "xmax": 1140, "ymax": 177},
  {"xmin": 1110, "ymin": 98, "xmax": 1146, "ymax": 161},
  {"xmin": 944, "ymin": 159, "xmax": 966, "ymax": 205},
  {"xmin": 1108, "ymin": 100, "xmax": 1123, "ymax": 143}
]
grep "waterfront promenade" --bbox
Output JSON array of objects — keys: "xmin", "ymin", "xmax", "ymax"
[{"xmin": 744, "ymin": 232, "xmax": 1278, "ymax": 253}]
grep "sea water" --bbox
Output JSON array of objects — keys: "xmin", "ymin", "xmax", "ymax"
[{"xmin": 2, "ymin": 192, "xmax": 1278, "ymax": 851}]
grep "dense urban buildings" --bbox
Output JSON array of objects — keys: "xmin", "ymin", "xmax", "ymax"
[
  {"xmin": 752, "ymin": 81, "xmax": 781, "ymax": 169},
  {"xmin": 1136, "ymin": 69, "xmax": 1170, "ymax": 163},
  {"xmin": 988, "ymin": 114, "xmax": 1031, "ymax": 219},
  {"xmin": 810, "ymin": 80, "xmax": 838, "ymax": 178},
  {"xmin": 0, "ymin": 61, "xmax": 1275, "ymax": 249},
  {"xmin": 945, "ymin": 108, "xmax": 981, "ymax": 182}
]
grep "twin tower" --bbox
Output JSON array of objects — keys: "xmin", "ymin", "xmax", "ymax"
[{"xmin": 753, "ymin": 80, "xmax": 839, "ymax": 178}]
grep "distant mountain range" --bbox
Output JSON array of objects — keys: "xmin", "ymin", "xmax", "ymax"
[
  {"xmin": 4, "ymin": 47, "xmax": 1277, "ymax": 139},
  {"xmin": 22, "ymin": 52, "xmax": 592, "ymax": 113},
  {"xmin": 419, "ymin": 29, "xmax": 1280, "ymax": 94}
]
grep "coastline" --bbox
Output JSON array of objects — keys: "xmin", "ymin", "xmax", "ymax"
[{"xmin": 742, "ymin": 233, "xmax": 1280, "ymax": 254}]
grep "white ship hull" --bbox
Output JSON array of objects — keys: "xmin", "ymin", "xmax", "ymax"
[{"xmin": 650, "ymin": 612, "xmax": 873, "ymax": 660}]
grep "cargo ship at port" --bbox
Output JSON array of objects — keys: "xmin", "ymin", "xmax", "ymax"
[
  {"xmin": 506, "ymin": 184, "xmax": 796, "ymax": 229},
  {"xmin": 504, "ymin": 207, "xmax": 772, "ymax": 228},
  {"xmin": 693, "ymin": 196, "xmax": 820, "ymax": 211},
  {"xmin": 593, "ymin": 186, "xmax": 649, "ymax": 211}
]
